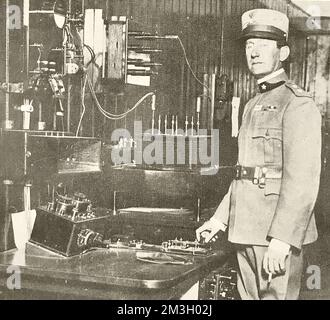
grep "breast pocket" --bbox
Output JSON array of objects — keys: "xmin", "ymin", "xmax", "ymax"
[{"xmin": 252, "ymin": 127, "xmax": 283, "ymax": 164}]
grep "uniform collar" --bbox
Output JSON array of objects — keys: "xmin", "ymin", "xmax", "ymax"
[{"xmin": 257, "ymin": 68, "xmax": 288, "ymax": 93}]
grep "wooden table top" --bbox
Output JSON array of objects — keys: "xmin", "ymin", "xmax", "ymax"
[{"xmin": 0, "ymin": 243, "xmax": 228, "ymax": 294}]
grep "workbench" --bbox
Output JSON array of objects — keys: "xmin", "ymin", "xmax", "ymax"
[{"xmin": 0, "ymin": 242, "xmax": 229, "ymax": 300}]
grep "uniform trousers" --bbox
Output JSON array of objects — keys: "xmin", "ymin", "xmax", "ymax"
[{"xmin": 235, "ymin": 245, "xmax": 304, "ymax": 300}]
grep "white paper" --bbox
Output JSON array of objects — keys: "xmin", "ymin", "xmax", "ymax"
[
  {"xmin": 180, "ymin": 281, "xmax": 200, "ymax": 300},
  {"xmin": 11, "ymin": 210, "xmax": 37, "ymax": 250}
]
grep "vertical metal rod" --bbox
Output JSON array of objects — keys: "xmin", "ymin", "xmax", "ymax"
[
  {"xmin": 303, "ymin": 36, "xmax": 309, "ymax": 91},
  {"xmin": 4, "ymin": 183, "xmax": 10, "ymax": 250},
  {"xmin": 113, "ymin": 191, "xmax": 117, "ymax": 216},
  {"xmin": 67, "ymin": 79, "xmax": 72, "ymax": 133},
  {"xmin": 79, "ymin": 76, "xmax": 83, "ymax": 136},
  {"xmin": 152, "ymin": 110, "xmax": 155, "ymax": 135},
  {"xmin": 196, "ymin": 198, "xmax": 201, "ymax": 222},
  {"xmin": 219, "ymin": 0, "xmax": 225, "ymax": 74},
  {"xmin": 103, "ymin": 93, "xmax": 108, "ymax": 140},
  {"xmin": 38, "ymin": 102, "xmax": 42, "ymax": 122},
  {"xmin": 185, "ymin": 38, "xmax": 191, "ymax": 118},
  {"xmin": 66, "ymin": 0, "xmax": 73, "ymax": 133},
  {"xmin": 68, "ymin": 0, "xmax": 72, "ymax": 15},
  {"xmin": 115, "ymin": 94, "xmax": 118, "ymax": 130},
  {"xmin": 105, "ymin": 0, "xmax": 110, "ymax": 21},
  {"xmin": 180, "ymin": 58, "xmax": 185, "ymax": 119},
  {"xmin": 24, "ymin": 132, "xmax": 28, "ymax": 176},
  {"xmin": 210, "ymin": 74, "xmax": 216, "ymax": 130},
  {"xmin": 203, "ymin": 74, "xmax": 208, "ymax": 128},
  {"xmin": 5, "ymin": 0, "xmax": 10, "ymax": 123},
  {"xmin": 24, "ymin": 0, "xmax": 30, "ymax": 80},
  {"xmin": 53, "ymin": 98, "xmax": 57, "ymax": 130}
]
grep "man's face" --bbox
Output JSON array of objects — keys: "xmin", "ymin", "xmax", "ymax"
[{"xmin": 245, "ymin": 38, "xmax": 282, "ymax": 79}]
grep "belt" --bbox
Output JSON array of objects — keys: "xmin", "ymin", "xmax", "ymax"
[{"xmin": 234, "ymin": 165, "xmax": 282, "ymax": 188}]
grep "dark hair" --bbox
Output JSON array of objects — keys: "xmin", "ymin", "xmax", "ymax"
[{"xmin": 277, "ymin": 40, "xmax": 289, "ymax": 48}]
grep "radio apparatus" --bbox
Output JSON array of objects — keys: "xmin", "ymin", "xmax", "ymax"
[{"xmin": 30, "ymin": 192, "xmax": 111, "ymax": 257}]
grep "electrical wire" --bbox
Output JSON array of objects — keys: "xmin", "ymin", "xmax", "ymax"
[
  {"xmin": 62, "ymin": 26, "xmax": 71, "ymax": 47},
  {"xmin": 76, "ymin": 33, "xmax": 208, "ymax": 128},
  {"xmin": 177, "ymin": 36, "xmax": 210, "ymax": 91},
  {"xmin": 76, "ymin": 72, "xmax": 155, "ymax": 135},
  {"xmin": 199, "ymin": 94, "xmax": 212, "ymax": 102},
  {"xmin": 37, "ymin": 47, "xmax": 42, "ymax": 70},
  {"xmin": 86, "ymin": 74, "xmax": 154, "ymax": 120},
  {"xmin": 84, "ymin": 44, "xmax": 101, "ymax": 69},
  {"xmin": 63, "ymin": 25, "xmax": 74, "ymax": 42},
  {"xmin": 76, "ymin": 74, "xmax": 88, "ymax": 136},
  {"xmin": 126, "ymin": 30, "xmax": 209, "ymax": 91},
  {"xmin": 84, "ymin": 46, "xmax": 95, "ymax": 67},
  {"xmin": 84, "ymin": 44, "xmax": 95, "ymax": 62}
]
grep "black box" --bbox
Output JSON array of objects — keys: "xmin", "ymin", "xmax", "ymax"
[{"xmin": 30, "ymin": 207, "xmax": 111, "ymax": 257}]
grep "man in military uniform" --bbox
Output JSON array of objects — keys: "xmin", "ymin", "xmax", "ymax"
[{"xmin": 196, "ymin": 8, "xmax": 322, "ymax": 300}]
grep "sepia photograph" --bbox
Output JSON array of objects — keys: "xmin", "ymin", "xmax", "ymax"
[{"xmin": 0, "ymin": 0, "xmax": 329, "ymax": 305}]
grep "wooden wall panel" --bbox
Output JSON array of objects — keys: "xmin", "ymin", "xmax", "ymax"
[
  {"xmin": 1, "ymin": 0, "xmax": 319, "ymax": 138},
  {"xmin": 73, "ymin": 0, "xmax": 319, "ymax": 140}
]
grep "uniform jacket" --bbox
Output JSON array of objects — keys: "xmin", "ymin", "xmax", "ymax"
[{"xmin": 213, "ymin": 71, "xmax": 322, "ymax": 250}]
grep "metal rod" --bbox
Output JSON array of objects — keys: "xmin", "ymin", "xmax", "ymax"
[
  {"xmin": 128, "ymin": 32, "xmax": 152, "ymax": 36},
  {"xmin": 152, "ymin": 110, "xmax": 155, "ymax": 135},
  {"xmin": 303, "ymin": 36, "xmax": 309, "ymax": 91},
  {"xmin": 81, "ymin": 0, "xmax": 85, "ymax": 16},
  {"xmin": 67, "ymin": 78, "xmax": 72, "ymax": 132},
  {"xmin": 66, "ymin": 0, "xmax": 73, "ymax": 133},
  {"xmin": 38, "ymin": 102, "xmax": 42, "ymax": 122},
  {"xmin": 5, "ymin": 0, "xmax": 10, "ymax": 123},
  {"xmin": 203, "ymin": 74, "xmax": 209, "ymax": 128},
  {"xmin": 164, "ymin": 115, "xmax": 168, "ymax": 134},
  {"xmin": 53, "ymin": 98, "xmax": 57, "ymax": 130},
  {"xmin": 113, "ymin": 191, "xmax": 117, "ymax": 216},
  {"xmin": 175, "ymin": 116, "xmax": 178, "ymax": 135},
  {"xmin": 128, "ymin": 48, "xmax": 162, "ymax": 54},
  {"xmin": 219, "ymin": 0, "xmax": 225, "ymax": 73},
  {"xmin": 28, "ymin": 10, "xmax": 53, "ymax": 14},
  {"xmin": 4, "ymin": 183, "xmax": 10, "ymax": 250},
  {"xmin": 24, "ymin": 132, "xmax": 28, "ymax": 176},
  {"xmin": 127, "ymin": 62, "xmax": 162, "ymax": 67},
  {"xmin": 197, "ymin": 113, "xmax": 200, "ymax": 135},
  {"xmin": 115, "ymin": 94, "xmax": 118, "ymax": 130},
  {"xmin": 196, "ymin": 198, "xmax": 201, "ymax": 223},
  {"xmin": 210, "ymin": 74, "xmax": 216, "ymax": 130},
  {"xmin": 68, "ymin": 0, "xmax": 72, "ymax": 15},
  {"xmin": 24, "ymin": 0, "xmax": 30, "ymax": 80},
  {"xmin": 127, "ymin": 70, "xmax": 158, "ymax": 76}
]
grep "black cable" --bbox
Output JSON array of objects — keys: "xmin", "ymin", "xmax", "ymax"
[
  {"xmin": 84, "ymin": 44, "xmax": 95, "ymax": 60},
  {"xmin": 84, "ymin": 44, "xmax": 96, "ymax": 66}
]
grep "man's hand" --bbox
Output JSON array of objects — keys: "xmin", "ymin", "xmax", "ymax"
[
  {"xmin": 263, "ymin": 238, "xmax": 291, "ymax": 276},
  {"xmin": 196, "ymin": 218, "xmax": 226, "ymax": 243}
]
